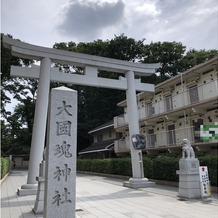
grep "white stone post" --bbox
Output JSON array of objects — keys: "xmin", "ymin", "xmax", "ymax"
[
  {"xmin": 123, "ymin": 70, "xmax": 154, "ymax": 188},
  {"xmin": 44, "ymin": 87, "xmax": 77, "ymax": 218},
  {"xmin": 18, "ymin": 57, "xmax": 51, "ymax": 195},
  {"xmin": 126, "ymin": 70, "xmax": 143, "ymax": 178}
]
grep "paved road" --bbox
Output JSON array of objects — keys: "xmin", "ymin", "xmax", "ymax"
[{"xmin": 1, "ymin": 170, "xmax": 218, "ymax": 218}]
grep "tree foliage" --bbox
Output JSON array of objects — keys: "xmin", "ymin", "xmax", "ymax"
[
  {"xmin": 1, "ymin": 33, "xmax": 217, "ymax": 154},
  {"xmin": 143, "ymin": 41, "xmax": 186, "ymax": 79},
  {"xmin": 179, "ymin": 49, "xmax": 218, "ymax": 71},
  {"xmin": 1, "ymin": 34, "xmax": 34, "ymax": 155}
]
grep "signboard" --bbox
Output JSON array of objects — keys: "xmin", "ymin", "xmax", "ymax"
[
  {"xmin": 199, "ymin": 166, "xmax": 211, "ymax": 198},
  {"xmin": 44, "ymin": 87, "xmax": 77, "ymax": 218}
]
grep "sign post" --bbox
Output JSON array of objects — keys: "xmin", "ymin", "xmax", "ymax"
[{"xmin": 199, "ymin": 166, "xmax": 211, "ymax": 198}]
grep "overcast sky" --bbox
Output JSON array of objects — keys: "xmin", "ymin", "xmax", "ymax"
[{"xmin": 1, "ymin": 0, "xmax": 218, "ymax": 50}]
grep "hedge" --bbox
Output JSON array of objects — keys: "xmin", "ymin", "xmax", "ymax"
[
  {"xmin": 0, "ymin": 157, "xmax": 11, "ymax": 179},
  {"xmin": 152, "ymin": 157, "xmax": 179, "ymax": 182},
  {"xmin": 77, "ymin": 158, "xmax": 132, "ymax": 176},
  {"xmin": 77, "ymin": 155, "xmax": 218, "ymax": 187}
]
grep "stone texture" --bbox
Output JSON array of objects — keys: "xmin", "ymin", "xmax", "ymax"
[
  {"xmin": 179, "ymin": 174, "xmax": 200, "ymax": 182},
  {"xmin": 179, "ymin": 158, "xmax": 200, "ymax": 172},
  {"xmin": 33, "ymin": 160, "xmax": 46, "ymax": 214},
  {"xmin": 17, "ymin": 184, "xmax": 37, "ymax": 196},
  {"xmin": 178, "ymin": 188, "xmax": 201, "ymax": 199},
  {"xmin": 177, "ymin": 158, "xmax": 201, "ymax": 199},
  {"xmin": 123, "ymin": 178, "xmax": 155, "ymax": 188},
  {"xmin": 44, "ymin": 87, "xmax": 77, "ymax": 218},
  {"xmin": 179, "ymin": 180, "xmax": 201, "ymax": 189}
]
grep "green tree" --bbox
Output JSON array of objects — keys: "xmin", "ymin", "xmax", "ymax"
[
  {"xmin": 1, "ymin": 34, "xmax": 34, "ymax": 119},
  {"xmin": 180, "ymin": 49, "xmax": 218, "ymax": 71},
  {"xmin": 1, "ymin": 34, "xmax": 21, "ymax": 118},
  {"xmin": 143, "ymin": 41, "xmax": 186, "ymax": 80},
  {"xmin": 107, "ymin": 34, "xmax": 145, "ymax": 61},
  {"xmin": 53, "ymin": 34, "xmax": 147, "ymax": 151},
  {"xmin": 2, "ymin": 33, "xmax": 217, "ymax": 155},
  {"xmin": 1, "ymin": 33, "xmax": 34, "ymax": 155},
  {"xmin": 1, "ymin": 115, "xmax": 31, "ymax": 155}
]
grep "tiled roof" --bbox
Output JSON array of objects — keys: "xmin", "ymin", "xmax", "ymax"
[
  {"xmin": 79, "ymin": 139, "xmax": 114, "ymax": 154},
  {"xmin": 88, "ymin": 120, "xmax": 114, "ymax": 134}
]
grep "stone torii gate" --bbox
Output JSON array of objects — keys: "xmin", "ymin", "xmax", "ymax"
[{"xmin": 3, "ymin": 36, "xmax": 159, "ymax": 194}]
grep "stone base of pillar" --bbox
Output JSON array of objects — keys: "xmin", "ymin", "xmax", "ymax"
[
  {"xmin": 33, "ymin": 160, "xmax": 46, "ymax": 214},
  {"xmin": 33, "ymin": 176, "xmax": 45, "ymax": 214},
  {"xmin": 33, "ymin": 202, "xmax": 43, "ymax": 215},
  {"xmin": 17, "ymin": 184, "xmax": 37, "ymax": 196},
  {"xmin": 123, "ymin": 177, "xmax": 155, "ymax": 189}
]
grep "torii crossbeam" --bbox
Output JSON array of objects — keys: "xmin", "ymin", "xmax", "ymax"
[{"xmin": 3, "ymin": 35, "xmax": 159, "ymax": 194}]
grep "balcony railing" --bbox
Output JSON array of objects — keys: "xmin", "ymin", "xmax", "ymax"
[
  {"xmin": 114, "ymin": 126, "xmax": 195, "ymax": 153},
  {"xmin": 145, "ymin": 79, "xmax": 218, "ymax": 118},
  {"xmin": 146, "ymin": 126, "xmax": 195, "ymax": 148},
  {"xmin": 114, "ymin": 79, "xmax": 218, "ymax": 128}
]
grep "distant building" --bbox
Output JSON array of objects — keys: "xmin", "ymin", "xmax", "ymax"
[
  {"xmin": 79, "ymin": 56, "xmax": 218, "ymax": 158},
  {"xmin": 78, "ymin": 120, "xmax": 122, "ymax": 159},
  {"xmin": 114, "ymin": 56, "xmax": 218, "ymax": 157}
]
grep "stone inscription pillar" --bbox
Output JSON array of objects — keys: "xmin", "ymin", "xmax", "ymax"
[
  {"xmin": 18, "ymin": 57, "xmax": 51, "ymax": 195},
  {"xmin": 44, "ymin": 87, "xmax": 77, "ymax": 218}
]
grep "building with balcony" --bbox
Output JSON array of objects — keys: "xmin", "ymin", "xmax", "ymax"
[{"xmin": 114, "ymin": 56, "xmax": 218, "ymax": 157}]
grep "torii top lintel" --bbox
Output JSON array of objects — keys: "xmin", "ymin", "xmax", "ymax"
[{"xmin": 3, "ymin": 35, "xmax": 159, "ymax": 76}]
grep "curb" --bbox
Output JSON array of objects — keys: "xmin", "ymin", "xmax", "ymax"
[
  {"xmin": 77, "ymin": 171, "xmax": 130, "ymax": 180},
  {"xmin": 0, "ymin": 171, "xmax": 10, "ymax": 186}
]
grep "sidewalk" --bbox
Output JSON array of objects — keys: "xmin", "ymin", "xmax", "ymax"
[{"xmin": 1, "ymin": 170, "xmax": 218, "ymax": 218}]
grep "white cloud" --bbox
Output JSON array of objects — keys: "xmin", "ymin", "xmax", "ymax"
[
  {"xmin": 1, "ymin": 0, "xmax": 218, "ymax": 50},
  {"xmin": 57, "ymin": 0, "xmax": 125, "ymax": 41},
  {"xmin": 146, "ymin": 0, "xmax": 218, "ymax": 49},
  {"xmin": 1, "ymin": 0, "xmax": 68, "ymax": 47},
  {"xmin": 97, "ymin": 0, "xmax": 161, "ymax": 42}
]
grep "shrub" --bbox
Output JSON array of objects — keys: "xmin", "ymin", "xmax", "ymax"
[
  {"xmin": 143, "ymin": 157, "xmax": 153, "ymax": 178},
  {"xmin": 110, "ymin": 158, "xmax": 132, "ymax": 176},
  {"xmin": 152, "ymin": 157, "xmax": 179, "ymax": 182},
  {"xmin": 77, "ymin": 158, "xmax": 132, "ymax": 176},
  {"xmin": 77, "ymin": 159, "xmax": 93, "ymax": 172},
  {"xmin": 0, "ymin": 157, "xmax": 11, "ymax": 179},
  {"xmin": 77, "ymin": 155, "xmax": 218, "ymax": 187}
]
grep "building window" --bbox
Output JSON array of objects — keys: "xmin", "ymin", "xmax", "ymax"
[
  {"xmin": 147, "ymin": 129, "xmax": 156, "ymax": 148},
  {"xmin": 147, "ymin": 103, "xmax": 155, "ymax": 116},
  {"xmin": 189, "ymin": 85, "xmax": 199, "ymax": 104},
  {"xmin": 97, "ymin": 135, "xmax": 103, "ymax": 142},
  {"xmin": 165, "ymin": 95, "xmax": 173, "ymax": 111},
  {"xmin": 168, "ymin": 124, "xmax": 176, "ymax": 146}
]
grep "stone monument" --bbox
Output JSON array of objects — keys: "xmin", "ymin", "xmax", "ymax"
[
  {"xmin": 176, "ymin": 139, "xmax": 201, "ymax": 199},
  {"xmin": 33, "ymin": 148, "xmax": 46, "ymax": 214},
  {"xmin": 44, "ymin": 87, "xmax": 77, "ymax": 218}
]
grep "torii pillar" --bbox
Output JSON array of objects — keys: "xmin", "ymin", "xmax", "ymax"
[
  {"xmin": 18, "ymin": 57, "xmax": 51, "ymax": 195},
  {"xmin": 123, "ymin": 71, "xmax": 155, "ymax": 188},
  {"xmin": 3, "ymin": 36, "xmax": 159, "ymax": 194}
]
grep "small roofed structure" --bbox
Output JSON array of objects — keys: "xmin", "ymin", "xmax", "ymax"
[{"xmin": 79, "ymin": 120, "xmax": 122, "ymax": 159}]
